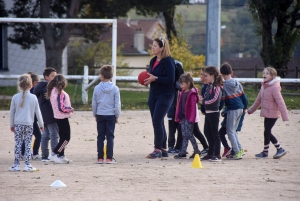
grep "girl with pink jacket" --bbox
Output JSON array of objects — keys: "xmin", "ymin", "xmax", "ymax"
[
  {"xmin": 174, "ymin": 73, "xmax": 201, "ymax": 159},
  {"xmin": 47, "ymin": 74, "xmax": 74, "ymax": 164},
  {"xmin": 248, "ymin": 67, "xmax": 289, "ymax": 159}
]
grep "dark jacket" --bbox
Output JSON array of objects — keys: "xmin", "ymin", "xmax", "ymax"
[
  {"xmin": 148, "ymin": 56, "xmax": 175, "ymax": 97},
  {"xmin": 33, "ymin": 81, "xmax": 55, "ymax": 124},
  {"xmin": 203, "ymin": 83, "xmax": 224, "ymax": 111}
]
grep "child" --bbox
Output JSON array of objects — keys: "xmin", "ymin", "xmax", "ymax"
[
  {"xmin": 9, "ymin": 74, "xmax": 44, "ymax": 172},
  {"xmin": 174, "ymin": 73, "xmax": 201, "ymax": 159},
  {"xmin": 248, "ymin": 67, "xmax": 289, "ymax": 159},
  {"xmin": 92, "ymin": 65, "xmax": 121, "ymax": 164},
  {"xmin": 47, "ymin": 74, "xmax": 74, "ymax": 164},
  {"xmin": 199, "ymin": 66, "xmax": 224, "ymax": 162},
  {"xmin": 167, "ymin": 89, "xmax": 182, "ymax": 154},
  {"xmin": 33, "ymin": 67, "xmax": 59, "ymax": 162},
  {"xmin": 220, "ymin": 62, "xmax": 248, "ymax": 160},
  {"xmin": 21, "ymin": 72, "xmax": 42, "ymax": 159},
  {"xmin": 219, "ymin": 107, "xmax": 246, "ymax": 157}
]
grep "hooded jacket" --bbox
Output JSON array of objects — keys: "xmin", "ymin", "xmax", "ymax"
[
  {"xmin": 92, "ymin": 81, "xmax": 121, "ymax": 117},
  {"xmin": 222, "ymin": 78, "xmax": 248, "ymax": 110},
  {"xmin": 175, "ymin": 88, "xmax": 200, "ymax": 123},
  {"xmin": 33, "ymin": 81, "xmax": 55, "ymax": 124},
  {"xmin": 50, "ymin": 87, "xmax": 73, "ymax": 119},
  {"xmin": 248, "ymin": 77, "xmax": 289, "ymax": 121}
]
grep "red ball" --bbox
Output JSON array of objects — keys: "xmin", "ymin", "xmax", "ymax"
[{"xmin": 138, "ymin": 71, "xmax": 150, "ymax": 85}]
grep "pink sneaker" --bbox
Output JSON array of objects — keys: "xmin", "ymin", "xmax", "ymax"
[
  {"xmin": 97, "ymin": 158, "xmax": 104, "ymax": 164},
  {"xmin": 106, "ymin": 158, "xmax": 117, "ymax": 164}
]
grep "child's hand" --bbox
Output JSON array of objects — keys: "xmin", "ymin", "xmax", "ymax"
[
  {"xmin": 199, "ymin": 95, "xmax": 203, "ymax": 103},
  {"xmin": 40, "ymin": 127, "xmax": 44, "ymax": 131},
  {"xmin": 116, "ymin": 117, "xmax": 119, "ymax": 124},
  {"xmin": 10, "ymin": 127, "xmax": 14, "ymax": 132}
]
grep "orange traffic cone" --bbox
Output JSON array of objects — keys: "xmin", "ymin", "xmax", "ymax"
[{"xmin": 191, "ymin": 154, "xmax": 203, "ymax": 168}]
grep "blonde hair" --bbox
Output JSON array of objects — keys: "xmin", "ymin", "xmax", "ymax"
[
  {"xmin": 264, "ymin": 67, "xmax": 277, "ymax": 78},
  {"xmin": 18, "ymin": 74, "xmax": 32, "ymax": 108},
  {"xmin": 153, "ymin": 37, "xmax": 172, "ymax": 59},
  {"xmin": 46, "ymin": 74, "xmax": 67, "ymax": 99}
]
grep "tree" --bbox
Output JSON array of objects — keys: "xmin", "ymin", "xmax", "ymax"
[
  {"xmin": 8, "ymin": 0, "xmax": 134, "ymax": 73},
  {"xmin": 0, "ymin": 0, "xmax": 7, "ymax": 17},
  {"xmin": 149, "ymin": 14, "xmax": 205, "ymax": 76},
  {"xmin": 249, "ymin": 0, "xmax": 300, "ymax": 77},
  {"xmin": 133, "ymin": 0, "xmax": 185, "ymax": 41}
]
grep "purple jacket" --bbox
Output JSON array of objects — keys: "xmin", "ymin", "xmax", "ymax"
[{"xmin": 175, "ymin": 88, "xmax": 200, "ymax": 123}]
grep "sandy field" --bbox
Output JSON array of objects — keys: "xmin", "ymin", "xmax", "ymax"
[{"xmin": 0, "ymin": 110, "xmax": 300, "ymax": 201}]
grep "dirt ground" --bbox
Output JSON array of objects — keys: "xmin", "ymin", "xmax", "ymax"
[{"xmin": 0, "ymin": 110, "xmax": 299, "ymax": 201}]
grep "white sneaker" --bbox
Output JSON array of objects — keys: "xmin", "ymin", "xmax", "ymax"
[
  {"xmin": 106, "ymin": 158, "xmax": 117, "ymax": 164},
  {"xmin": 9, "ymin": 165, "xmax": 20, "ymax": 172},
  {"xmin": 23, "ymin": 164, "xmax": 37, "ymax": 172},
  {"xmin": 49, "ymin": 154, "xmax": 58, "ymax": 162},
  {"xmin": 55, "ymin": 156, "xmax": 71, "ymax": 164},
  {"xmin": 32, "ymin": 154, "xmax": 41, "ymax": 160}
]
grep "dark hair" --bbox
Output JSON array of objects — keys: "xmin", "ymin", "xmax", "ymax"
[
  {"xmin": 27, "ymin": 71, "xmax": 40, "ymax": 84},
  {"xmin": 43, "ymin": 67, "xmax": 57, "ymax": 78},
  {"xmin": 18, "ymin": 74, "xmax": 32, "ymax": 108},
  {"xmin": 100, "ymin": 65, "xmax": 113, "ymax": 79},
  {"xmin": 153, "ymin": 37, "xmax": 172, "ymax": 59},
  {"xmin": 46, "ymin": 74, "xmax": 67, "ymax": 99},
  {"xmin": 220, "ymin": 62, "xmax": 233, "ymax": 75},
  {"xmin": 178, "ymin": 73, "xmax": 194, "ymax": 89},
  {"xmin": 203, "ymin": 66, "xmax": 223, "ymax": 86}
]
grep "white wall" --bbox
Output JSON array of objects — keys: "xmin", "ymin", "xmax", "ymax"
[{"xmin": 122, "ymin": 55, "xmax": 151, "ymax": 76}]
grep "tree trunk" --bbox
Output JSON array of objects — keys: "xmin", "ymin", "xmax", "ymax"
[
  {"xmin": 162, "ymin": 6, "xmax": 177, "ymax": 41},
  {"xmin": 39, "ymin": 0, "xmax": 80, "ymax": 73}
]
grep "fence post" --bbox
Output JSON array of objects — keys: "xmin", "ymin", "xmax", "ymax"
[{"xmin": 82, "ymin": 65, "xmax": 89, "ymax": 104}]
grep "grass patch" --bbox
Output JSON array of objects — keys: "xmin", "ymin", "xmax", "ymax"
[{"xmin": 1, "ymin": 84, "xmax": 299, "ymax": 110}]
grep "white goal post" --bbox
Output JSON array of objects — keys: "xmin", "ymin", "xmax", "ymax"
[{"xmin": 0, "ymin": 17, "xmax": 117, "ymax": 84}]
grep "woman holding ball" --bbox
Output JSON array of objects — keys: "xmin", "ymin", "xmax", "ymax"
[{"xmin": 144, "ymin": 37, "xmax": 175, "ymax": 159}]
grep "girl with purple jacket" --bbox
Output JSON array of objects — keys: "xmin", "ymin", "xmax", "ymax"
[{"xmin": 174, "ymin": 73, "xmax": 201, "ymax": 159}]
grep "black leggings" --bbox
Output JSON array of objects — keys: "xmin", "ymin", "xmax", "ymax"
[
  {"xmin": 264, "ymin": 118, "xmax": 278, "ymax": 145},
  {"xmin": 53, "ymin": 118, "xmax": 71, "ymax": 157}
]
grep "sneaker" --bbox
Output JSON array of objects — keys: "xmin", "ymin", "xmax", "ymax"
[
  {"xmin": 49, "ymin": 154, "xmax": 58, "ymax": 162},
  {"xmin": 200, "ymin": 148, "xmax": 209, "ymax": 156},
  {"xmin": 97, "ymin": 158, "xmax": 104, "ymax": 164},
  {"xmin": 255, "ymin": 152, "xmax": 268, "ymax": 159},
  {"xmin": 41, "ymin": 156, "xmax": 50, "ymax": 162},
  {"xmin": 9, "ymin": 165, "xmax": 20, "ymax": 172},
  {"xmin": 209, "ymin": 156, "xmax": 222, "ymax": 162},
  {"xmin": 239, "ymin": 149, "xmax": 245, "ymax": 157},
  {"xmin": 201, "ymin": 154, "xmax": 213, "ymax": 160},
  {"xmin": 227, "ymin": 151, "xmax": 242, "ymax": 160},
  {"xmin": 106, "ymin": 158, "xmax": 117, "ymax": 164},
  {"xmin": 189, "ymin": 152, "xmax": 201, "ymax": 159},
  {"xmin": 174, "ymin": 152, "xmax": 187, "ymax": 159},
  {"xmin": 167, "ymin": 147, "xmax": 179, "ymax": 154},
  {"xmin": 23, "ymin": 164, "xmax": 37, "ymax": 172},
  {"xmin": 161, "ymin": 149, "xmax": 169, "ymax": 157},
  {"xmin": 54, "ymin": 156, "xmax": 70, "ymax": 164},
  {"xmin": 146, "ymin": 149, "xmax": 162, "ymax": 159},
  {"xmin": 32, "ymin": 154, "xmax": 41, "ymax": 160},
  {"xmin": 273, "ymin": 148, "xmax": 287, "ymax": 159},
  {"xmin": 222, "ymin": 147, "xmax": 232, "ymax": 157}
]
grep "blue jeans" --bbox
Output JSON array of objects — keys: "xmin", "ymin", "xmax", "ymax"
[
  {"xmin": 41, "ymin": 121, "xmax": 59, "ymax": 157},
  {"xmin": 148, "ymin": 93, "xmax": 174, "ymax": 149},
  {"xmin": 96, "ymin": 115, "xmax": 116, "ymax": 159}
]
